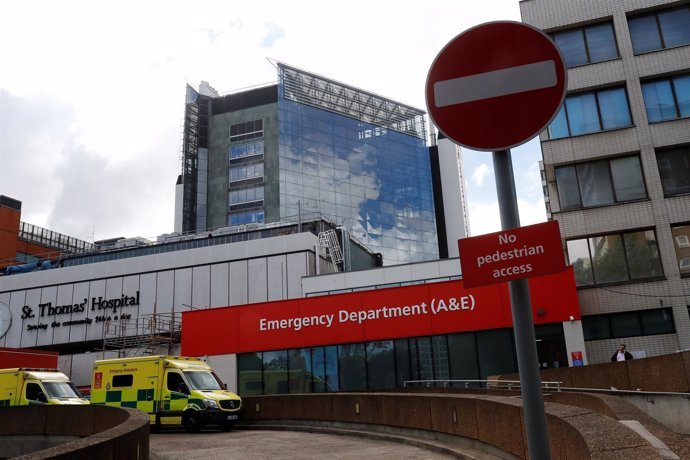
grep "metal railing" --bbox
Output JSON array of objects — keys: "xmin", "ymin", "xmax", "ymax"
[{"xmin": 403, "ymin": 379, "xmax": 562, "ymax": 392}]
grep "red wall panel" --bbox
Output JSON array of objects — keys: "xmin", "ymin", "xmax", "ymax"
[{"xmin": 182, "ymin": 267, "xmax": 580, "ymax": 357}]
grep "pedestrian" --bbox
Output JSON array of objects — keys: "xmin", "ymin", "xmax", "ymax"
[{"xmin": 611, "ymin": 344, "xmax": 633, "ymax": 362}]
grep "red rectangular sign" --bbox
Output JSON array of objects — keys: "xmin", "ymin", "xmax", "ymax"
[
  {"xmin": 181, "ymin": 268, "xmax": 580, "ymax": 357},
  {"xmin": 458, "ymin": 220, "xmax": 565, "ymax": 288}
]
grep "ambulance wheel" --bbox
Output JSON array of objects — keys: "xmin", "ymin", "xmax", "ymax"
[
  {"xmin": 183, "ymin": 412, "xmax": 202, "ymax": 433},
  {"xmin": 150, "ymin": 421, "xmax": 161, "ymax": 433}
]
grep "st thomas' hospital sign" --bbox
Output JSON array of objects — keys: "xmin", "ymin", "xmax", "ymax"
[{"xmin": 21, "ymin": 292, "xmax": 140, "ymax": 331}]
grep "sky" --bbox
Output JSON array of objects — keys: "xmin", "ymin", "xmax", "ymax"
[{"xmin": 0, "ymin": 0, "xmax": 546, "ymax": 244}]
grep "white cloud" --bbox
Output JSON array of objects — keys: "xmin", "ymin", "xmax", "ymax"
[
  {"xmin": 471, "ymin": 164, "xmax": 490, "ymax": 187},
  {"xmin": 468, "ymin": 197, "xmax": 547, "ymax": 237}
]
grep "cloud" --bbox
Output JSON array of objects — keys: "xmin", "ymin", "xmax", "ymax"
[
  {"xmin": 471, "ymin": 164, "xmax": 490, "ymax": 187},
  {"xmin": 468, "ymin": 197, "xmax": 547, "ymax": 237},
  {"xmin": 261, "ymin": 22, "xmax": 285, "ymax": 49},
  {"xmin": 0, "ymin": 90, "xmax": 176, "ymax": 242}
]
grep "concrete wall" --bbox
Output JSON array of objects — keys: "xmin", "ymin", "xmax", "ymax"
[{"xmin": 625, "ymin": 394, "xmax": 690, "ymax": 435}]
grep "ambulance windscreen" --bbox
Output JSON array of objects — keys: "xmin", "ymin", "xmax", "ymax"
[{"xmin": 184, "ymin": 371, "xmax": 222, "ymax": 390}]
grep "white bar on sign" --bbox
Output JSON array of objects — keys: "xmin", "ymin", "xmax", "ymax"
[{"xmin": 434, "ymin": 60, "xmax": 557, "ymax": 107}]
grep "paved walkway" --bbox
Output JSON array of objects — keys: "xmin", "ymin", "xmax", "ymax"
[{"xmin": 150, "ymin": 429, "xmax": 458, "ymax": 459}]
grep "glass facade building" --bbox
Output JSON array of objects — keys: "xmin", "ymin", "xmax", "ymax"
[{"xmin": 181, "ymin": 63, "xmax": 439, "ymax": 265}]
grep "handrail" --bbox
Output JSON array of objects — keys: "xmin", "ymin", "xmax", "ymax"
[{"xmin": 403, "ymin": 379, "xmax": 562, "ymax": 391}]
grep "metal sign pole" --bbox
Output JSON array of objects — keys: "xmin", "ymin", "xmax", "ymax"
[{"xmin": 492, "ymin": 149, "xmax": 551, "ymax": 460}]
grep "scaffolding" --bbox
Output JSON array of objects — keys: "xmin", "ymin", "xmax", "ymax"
[{"xmin": 102, "ymin": 312, "xmax": 181, "ymax": 358}]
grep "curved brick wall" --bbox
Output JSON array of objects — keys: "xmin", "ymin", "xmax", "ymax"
[
  {"xmin": 0, "ymin": 405, "xmax": 149, "ymax": 459},
  {"xmin": 241, "ymin": 393, "xmax": 662, "ymax": 458}
]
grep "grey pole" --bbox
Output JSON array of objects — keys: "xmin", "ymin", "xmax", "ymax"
[{"xmin": 492, "ymin": 149, "xmax": 551, "ymax": 460}]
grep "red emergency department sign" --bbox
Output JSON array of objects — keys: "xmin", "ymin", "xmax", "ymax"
[
  {"xmin": 181, "ymin": 269, "xmax": 579, "ymax": 356},
  {"xmin": 425, "ymin": 21, "xmax": 567, "ymax": 151},
  {"xmin": 458, "ymin": 220, "xmax": 566, "ymax": 288}
]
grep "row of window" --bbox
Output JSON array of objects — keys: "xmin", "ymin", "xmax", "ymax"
[
  {"xmin": 551, "ymin": 4, "xmax": 690, "ymax": 68},
  {"xmin": 228, "ymin": 210, "xmax": 264, "ymax": 226},
  {"xmin": 567, "ymin": 229, "xmax": 663, "ymax": 286},
  {"xmin": 566, "ymin": 223, "xmax": 690, "ymax": 286},
  {"xmin": 229, "ymin": 163, "xmax": 264, "ymax": 182},
  {"xmin": 550, "ymin": 74, "xmax": 690, "ymax": 139},
  {"xmin": 555, "ymin": 146, "xmax": 690, "ymax": 213},
  {"xmin": 549, "ymin": 87, "xmax": 632, "ymax": 139},
  {"xmin": 582, "ymin": 308, "xmax": 675, "ymax": 341},
  {"xmin": 229, "ymin": 140, "xmax": 264, "ymax": 160},
  {"xmin": 229, "ymin": 186, "xmax": 264, "ymax": 206},
  {"xmin": 230, "ymin": 119, "xmax": 264, "ymax": 143},
  {"xmin": 237, "ymin": 329, "xmax": 528, "ymax": 395}
]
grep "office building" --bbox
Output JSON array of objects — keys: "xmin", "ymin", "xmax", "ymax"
[
  {"xmin": 522, "ymin": 0, "xmax": 690, "ymax": 363},
  {"xmin": 177, "ymin": 62, "xmax": 469, "ymax": 265}
]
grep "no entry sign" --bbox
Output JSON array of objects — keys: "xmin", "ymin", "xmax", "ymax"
[
  {"xmin": 458, "ymin": 220, "xmax": 566, "ymax": 288},
  {"xmin": 426, "ymin": 21, "xmax": 567, "ymax": 151}
]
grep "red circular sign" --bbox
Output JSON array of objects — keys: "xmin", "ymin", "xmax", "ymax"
[{"xmin": 426, "ymin": 21, "xmax": 567, "ymax": 152}]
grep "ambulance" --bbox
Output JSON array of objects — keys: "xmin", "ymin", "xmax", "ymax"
[
  {"xmin": 0, "ymin": 368, "xmax": 89, "ymax": 406},
  {"xmin": 91, "ymin": 356, "xmax": 242, "ymax": 432}
]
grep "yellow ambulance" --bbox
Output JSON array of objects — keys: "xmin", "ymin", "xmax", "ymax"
[
  {"xmin": 91, "ymin": 355, "xmax": 242, "ymax": 432},
  {"xmin": 0, "ymin": 368, "xmax": 89, "ymax": 406}
]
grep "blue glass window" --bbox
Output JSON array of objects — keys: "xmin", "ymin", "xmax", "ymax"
[
  {"xmin": 230, "ymin": 140, "xmax": 264, "ymax": 160},
  {"xmin": 585, "ymin": 23, "xmax": 618, "ymax": 63},
  {"xmin": 228, "ymin": 210, "xmax": 264, "ymax": 226},
  {"xmin": 629, "ymin": 5, "xmax": 690, "ymax": 54},
  {"xmin": 553, "ymin": 29, "xmax": 588, "ymax": 67},
  {"xmin": 565, "ymin": 93, "xmax": 599, "ymax": 135},
  {"xmin": 642, "ymin": 74, "xmax": 690, "ymax": 122},
  {"xmin": 552, "ymin": 22, "xmax": 618, "ymax": 68},
  {"xmin": 277, "ymin": 96, "xmax": 437, "ymax": 265},
  {"xmin": 549, "ymin": 87, "xmax": 632, "ymax": 139},
  {"xmin": 548, "ymin": 106, "xmax": 570, "ymax": 139},
  {"xmin": 598, "ymin": 88, "xmax": 633, "ymax": 129}
]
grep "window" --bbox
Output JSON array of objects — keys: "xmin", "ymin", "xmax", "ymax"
[
  {"xmin": 629, "ymin": 5, "xmax": 690, "ymax": 54},
  {"xmin": 642, "ymin": 75, "xmax": 690, "ymax": 122},
  {"xmin": 582, "ymin": 308, "xmax": 675, "ymax": 340},
  {"xmin": 230, "ymin": 119, "xmax": 264, "ymax": 143},
  {"xmin": 656, "ymin": 146, "xmax": 690, "ymax": 196},
  {"xmin": 566, "ymin": 229, "xmax": 663, "ymax": 286},
  {"xmin": 229, "ymin": 163, "xmax": 264, "ymax": 182},
  {"xmin": 25, "ymin": 383, "xmax": 43, "ymax": 402},
  {"xmin": 230, "ymin": 140, "xmax": 265, "ymax": 160},
  {"xmin": 671, "ymin": 225, "xmax": 690, "ymax": 276},
  {"xmin": 555, "ymin": 155, "xmax": 646, "ymax": 211},
  {"xmin": 229, "ymin": 186, "xmax": 264, "ymax": 205},
  {"xmin": 113, "ymin": 374, "xmax": 134, "ymax": 388},
  {"xmin": 228, "ymin": 210, "xmax": 264, "ymax": 226},
  {"xmin": 552, "ymin": 22, "xmax": 618, "ymax": 67},
  {"xmin": 548, "ymin": 87, "xmax": 632, "ymax": 139}
]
